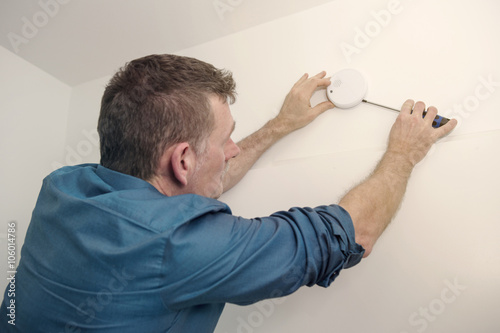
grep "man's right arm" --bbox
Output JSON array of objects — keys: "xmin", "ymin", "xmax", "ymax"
[{"xmin": 339, "ymin": 99, "xmax": 457, "ymax": 257}]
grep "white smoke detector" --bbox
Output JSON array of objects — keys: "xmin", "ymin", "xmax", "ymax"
[{"xmin": 326, "ymin": 68, "xmax": 367, "ymax": 109}]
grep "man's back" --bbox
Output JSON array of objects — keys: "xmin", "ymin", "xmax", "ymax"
[{"xmin": 0, "ymin": 164, "xmax": 231, "ymax": 332}]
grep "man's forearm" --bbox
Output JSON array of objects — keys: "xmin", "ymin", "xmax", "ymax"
[
  {"xmin": 222, "ymin": 72, "xmax": 334, "ymax": 192},
  {"xmin": 223, "ymin": 117, "xmax": 288, "ymax": 192},
  {"xmin": 338, "ymin": 99, "xmax": 457, "ymax": 257},
  {"xmin": 339, "ymin": 151, "xmax": 414, "ymax": 257}
]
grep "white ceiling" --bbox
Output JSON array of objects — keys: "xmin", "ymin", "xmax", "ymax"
[{"xmin": 0, "ymin": 0, "xmax": 336, "ymax": 86}]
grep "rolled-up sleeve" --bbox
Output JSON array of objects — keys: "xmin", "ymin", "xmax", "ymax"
[{"xmin": 160, "ymin": 204, "xmax": 365, "ymax": 310}]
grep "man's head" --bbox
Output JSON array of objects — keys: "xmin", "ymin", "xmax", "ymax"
[{"xmin": 98, "ymin": 54, "xmax": 238, "ymax": 187}]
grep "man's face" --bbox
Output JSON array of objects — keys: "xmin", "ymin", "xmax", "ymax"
[{"xmin": 190, "ymin": 95, "xmax": 240, "ymax": 199}]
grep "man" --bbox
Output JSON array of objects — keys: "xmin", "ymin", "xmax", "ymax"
[{"xmin": 0, "ymin": 54, "xmax": 456, "ymax": 332}]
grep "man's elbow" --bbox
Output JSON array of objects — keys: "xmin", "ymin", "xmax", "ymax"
[{"xmin": 355, "ymin": 235, "xmax": 374, "ymax": 258}]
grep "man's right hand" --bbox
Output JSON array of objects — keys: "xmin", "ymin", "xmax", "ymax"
[{"xmin": 387, "ymin": 99, "xmax": 458, "ymax": 167}]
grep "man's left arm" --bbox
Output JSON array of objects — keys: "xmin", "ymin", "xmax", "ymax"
[{"xmin": 223, "ymin": 71, "xmax": 334, "ymax": 192}]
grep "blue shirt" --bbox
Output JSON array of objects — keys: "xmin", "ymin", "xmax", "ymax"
[{"xmin": 0, "ymin": 164, "xmax": 364, "ymax": 332}]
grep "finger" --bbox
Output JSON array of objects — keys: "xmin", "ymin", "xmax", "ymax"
[
  {"xmin": 320, "ymin": 76, "xmax": 332, "ymax": 85},
  {"xmin": 302, "ymin": 76, "xmax": 331, "ymax": 96},
  {"xmin": 311, "ymin": 100, "xmax": 335, "ymax": 117},
  {"xmin": 435, "ymin": 117, "xmax": 458, "ymax": 138},
  {"xmin": 294, "ymin": 73, "xmax": 309, "ymax": 87},
  {"xmin": 400, "ymin": 99, "xmax": 415, "ymax": 115},
  {"xmin": 413, "ymin": 101, "xmax": 426, "ymax": 117},
  {"xmin": 311, "ymin": 71, "xmax": 327, "ymax": 79},
  {"xmin": 424, "ymin": 106, "xmax": 438, "ymax": 125}
]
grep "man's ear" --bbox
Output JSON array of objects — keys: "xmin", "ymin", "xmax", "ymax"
[{"xmin": 170, "ymin": 142, "xmax": 195, "ymax": 186}]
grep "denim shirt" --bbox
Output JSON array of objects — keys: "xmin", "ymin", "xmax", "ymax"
[{"xmin": 0, "ymin": 164, "xmax": 364, "ymax": 332}]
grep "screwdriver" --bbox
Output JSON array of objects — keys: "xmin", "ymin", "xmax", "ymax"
[{"xmin": 362, "ymin": 100, "xmax": 450, "ymax": 128}]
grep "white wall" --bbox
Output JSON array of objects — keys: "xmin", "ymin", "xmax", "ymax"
[
  {"xmin": 7, "ymin": 0, "xmax": 500, "ymax": 332},
  {"xmin": 186, "ymin": 1, "xmax": 500, "ymax": 332},
  {"xmin": 0, "ymin": 45, "xmax": 71, "ymax": 289},
  {"xmin": 61, "ymin": 76, "xmax": 110, "ymax": 167}
]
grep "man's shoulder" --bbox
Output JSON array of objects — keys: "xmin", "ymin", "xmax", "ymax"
[{"xmin": 43, "ymin": 164, "xmax": 232, "ymax": 232}]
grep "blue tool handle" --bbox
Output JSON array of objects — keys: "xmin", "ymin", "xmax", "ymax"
[{"xmin": 422, "ymin": 111, "xmax": 450, "ymax": 128}]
